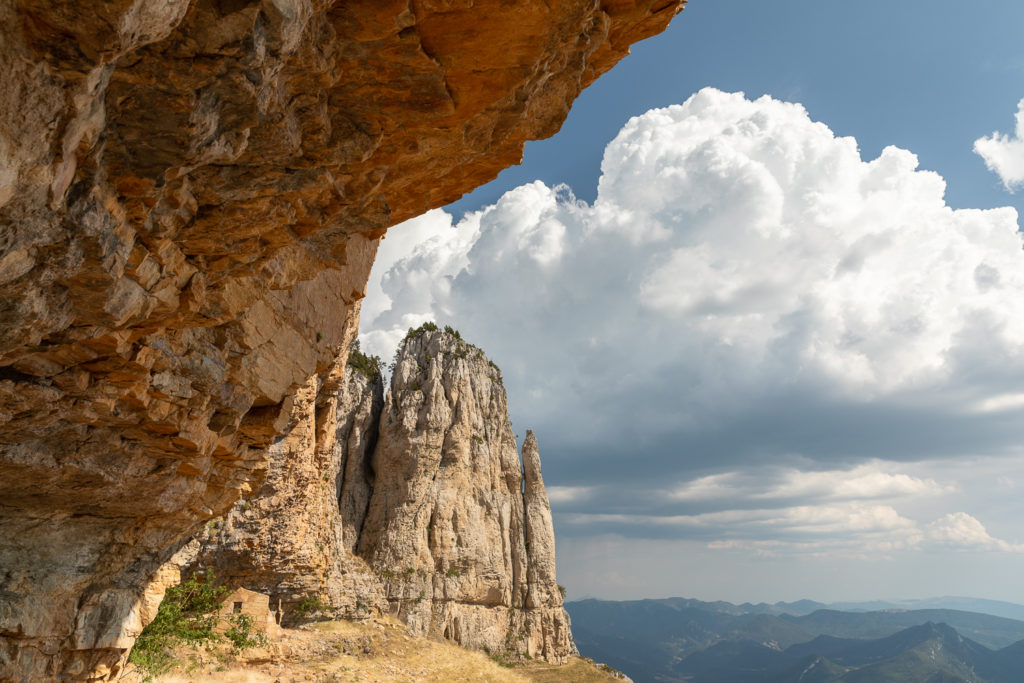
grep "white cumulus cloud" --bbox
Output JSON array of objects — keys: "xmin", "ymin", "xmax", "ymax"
[
  {"xmin": 362, "ymin": 89, "xmax": 1024, "ymax": 479},
  {"xmin": 975, "ymin": 97, "xmax": 1024, "ymax": 192},
  {"xmin": 926, "ymin": 512, "xmax": 1024, "ymax": 552}
]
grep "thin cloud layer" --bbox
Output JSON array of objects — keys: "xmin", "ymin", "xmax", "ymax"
[
  {"xmin": 563, "ymin": 503, "xmax": 1023, "ymax": 558},
  {"xmin": 361, "ymin": 88, "xmax": 1024, "ymax": 561},
  {"xmin": 561, "ymin": 503, "xmax": 1024, "ymax": 558},
  {"xmin": 554, "ymin": 462, "xmax": 1021, "ymax": 557},
  {"xmin": 549, "ymin": 462, "xmax": 949, "ymax": 516},
  {"xmin": 669, "ymin": 464, "xmax": 951, "ymax": 506},
  {"xmin": 975, "ymin": 97, "xmax": 1024, "ymax": 192}
]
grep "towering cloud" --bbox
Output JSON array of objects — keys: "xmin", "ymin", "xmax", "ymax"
[{"xmin": 361, "ymin": 88, "xmax": 1024, "ymax": 561}]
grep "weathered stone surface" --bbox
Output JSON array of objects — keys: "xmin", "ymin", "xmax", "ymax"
[
  {"xmin": 0, "ymin": 0, "xmax": 684, "ymax": 678},
  {"xmin": 195, "ymin": 328, "xmax": 575, "ymax": 663}
]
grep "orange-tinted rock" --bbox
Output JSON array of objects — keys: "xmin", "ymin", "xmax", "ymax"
[{"xmin": 0, "ymin": 0, "xmax": 685, "ymax": 679}]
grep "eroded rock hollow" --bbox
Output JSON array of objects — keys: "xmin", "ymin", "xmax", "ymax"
[
  {"xmin": 194, "ymin": 328, "xmax": 575, "ymax": 662},
  {"xmin": 0, "ymin": 0, "xmax": 684, "ymax": 679}
]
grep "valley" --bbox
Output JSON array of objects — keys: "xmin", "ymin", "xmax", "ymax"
[{"xmin": 568, "ymin": 597, "xmax": 1024, "ymax": 683}]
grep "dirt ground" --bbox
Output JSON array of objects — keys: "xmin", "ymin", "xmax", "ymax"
[{"xmin": 123, "ymin": 617, "xmax": 628, "ymax": 683}]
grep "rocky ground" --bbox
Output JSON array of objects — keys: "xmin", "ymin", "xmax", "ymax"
[{"xmin": 125, "ymin": 618, "xmax": 626, "ymax": 683}]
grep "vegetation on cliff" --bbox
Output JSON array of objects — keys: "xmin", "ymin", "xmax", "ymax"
[
  {"xmin": 398, "ymin": 322, "xmax": 503, "ymax": 382},
  {"xmin": 347, "ymin": 340, "xmax": 382, "ymax": 379}
]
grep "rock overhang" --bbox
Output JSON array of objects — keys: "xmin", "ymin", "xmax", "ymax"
[{"xmin": 0, "ymin": 0, "xmax": 686, "ymax": 679}]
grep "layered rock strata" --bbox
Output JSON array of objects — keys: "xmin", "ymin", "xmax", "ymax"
[
  {"xmin": 0, "ymin": 0, "xmax": 683, "ymax": 678},
  {"xmin": 194, "ymin": 328, "xmax": 575, "ymax": 663}
]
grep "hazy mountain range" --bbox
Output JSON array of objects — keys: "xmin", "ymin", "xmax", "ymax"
[
  {"xmin": 740, "ymin": 597, "xmax": 1024, "ymax": 622},
  {"xmin": 566, "ymin": 597, "xmax": 1024, "ymax": 682}
]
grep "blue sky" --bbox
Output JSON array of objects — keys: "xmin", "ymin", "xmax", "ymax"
[
  {"xmin": 450, "ymin": 0, "xmax": 1024, "ymax": 220},
  {"xmin": 360, "ymin": 0, "xmax": 1024, "ymax": 604}
]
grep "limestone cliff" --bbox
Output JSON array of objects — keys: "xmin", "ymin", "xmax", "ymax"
[
  {"xmin": 193, "ymin": 327, "xmax": 575, "ymax": 663},
  {"xmin": 361, "ymin": 328, "xmax": 574, "ymax": 662},
  {"xmin": 0, "ymin": 0, "xmax": 683, "ymax": 679}
]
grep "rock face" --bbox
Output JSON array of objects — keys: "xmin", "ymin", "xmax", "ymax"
[
  {"xmin": 195, "ymin": 328, "xmax": 575, "ymax": 663},
  {"xmin": 0, "ymin": 0, "xmax": 683, "ymax": 679},
  {"xmin": 361, "ymin": 329, "xmax": 575, "ymax": 662}
]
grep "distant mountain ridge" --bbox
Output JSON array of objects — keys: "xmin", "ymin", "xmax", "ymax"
[
  {"xmin": 665, "ymin": 596, "xmax": 1024, "ymax": 621},
  {"xmin": 825, "ymin": 597, "xmax": 1024, "ymax": 622},
  {"xmin": 566, "ymin": 596, "xmax": 1024, "ymax": 683}
]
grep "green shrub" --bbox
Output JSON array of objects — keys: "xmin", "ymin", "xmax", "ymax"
[
  {"xmin": 404, "ymin": 321, "xmax": 439, "ymax": 342},
  {"xmin": 347, "ymin": 340, "xmax": 382, "ymax": 379},
  {"xmin": 295, "ymin": 594, "xmax": 329, "ymax": 613},
  {"xmin": 489, "ymin": 650, "xmax": 516, "ymax": 668},
  {"xmin": 487, "ymin": 360, "xmax": 503, "ymax": 385},
  {"xmin": 599, "ymin": 662, "xmax": 626, "ymax": 676},
  {"xmin": 129, "ymin": 573, "xmax": 239, "ymax": 679},
  {"xmin": 224, "ymin": 613, "xmax": 266, "ymax": 652}
]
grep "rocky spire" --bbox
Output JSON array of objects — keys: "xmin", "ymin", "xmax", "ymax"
[
  {"xmin": 356, "ymin": 325, "xmax": 576, "ymax": 662},
  {"xmin": 523, "ymin": 430, "xmax": 559, "ymax": 610}
]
